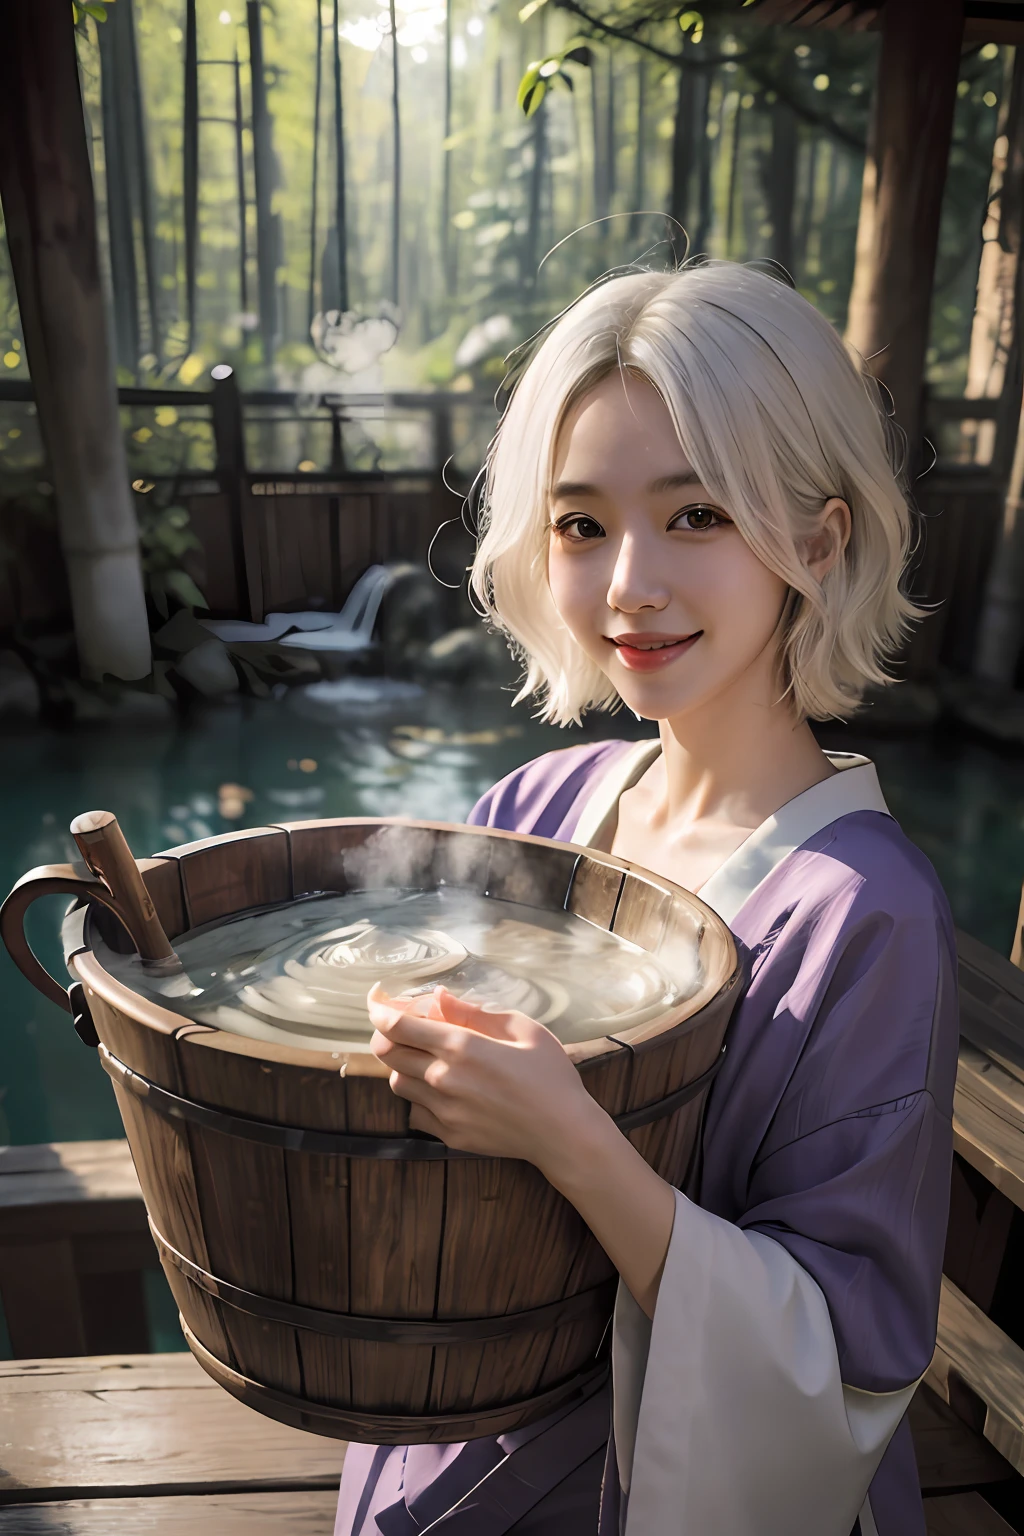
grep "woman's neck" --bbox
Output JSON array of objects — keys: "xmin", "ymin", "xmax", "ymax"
[{"xmin": 652, "ymin": 678, "xmax": 835, "ymax": 838}]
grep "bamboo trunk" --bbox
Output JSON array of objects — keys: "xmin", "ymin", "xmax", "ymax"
[
  {"xmin": 973, "ymin": 53, "xmax": 1024, "ymax": 687},
  {"xmin": 844, "ymin": 0, "xmax": 965, "ymax": 460},
  {"xmin": 247, "ymin": 0, "xmax": 279, "ymax": 362},
  {"xmin": 388, "ymin": 0, "xmax": 401, "ymax": 310},
  {"xmin": 332, "ymin": 0, "xmax": 349, "ymax": 315},
  {"xmin": 768, "ymin": 101, "xmax": 797, "ymax": 279},
  {"xmin": 308, "ymin": 1, "xmax": 323, "ymax": 331},
  {"xmin": 670, "ymin": 64, "xmax": 694, "ymax": 259},
  {"xmin": 962, "ymin": 51, "xmax": 1024, "ymax": 471},
  {"xmin": 98, "ymin": 16, "xmax": 141, "ymax": 376},
  {"xmin": 0, "ymin": 0, "xmax": 151, "ymax": 680},
  {"xmin": 183, "ymin": 0, "xmax": 199, "ymax": 356}
]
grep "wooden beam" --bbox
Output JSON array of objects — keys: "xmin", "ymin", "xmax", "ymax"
[
  {"xmin": 0, "ymin": 1352, "xmax": 345, "ymax": 1501},
  {"xmin": 927, "ymin": 1276, "xmax": 1024, "ymax": 1474},
  {"xmin": 911, "ymin": 1383, "xmax": 1014, "ymax": 1491},
  {"xmin": 0, "ymin": 1492, "xmax": 340, "ymax": 1533},
  {"xmin": 0, "ymin": 0, "xmax": 152, "ymax": 680},
  {"xmin": 924, "ymin": 1492, "xmax": 1018, "ymax": 1535},
  {"xmin": 845, "ymin": 0, "xmax": 965, "ymax": 460}
]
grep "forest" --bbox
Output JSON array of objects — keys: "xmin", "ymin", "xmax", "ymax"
[{"xmin": 0, "ymin": 0, "xmax": 1011, "ymax": 485}]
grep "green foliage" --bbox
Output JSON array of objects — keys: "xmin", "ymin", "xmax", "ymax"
[
  {"xmin": 517, "ymin": 40, "xmax": 593, "ymax": 117},
  {"xmin": 135, "ymin": 494, "xmax": 207, "ymax": 619},
  {"xmin": 72, "ymin": 0, "xmax": 113, "ymax": 30}
]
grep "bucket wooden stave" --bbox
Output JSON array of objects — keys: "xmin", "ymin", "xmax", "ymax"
[{"xmin": 5, "ymin": 817, "xmax": 741, "ymax": 1443}]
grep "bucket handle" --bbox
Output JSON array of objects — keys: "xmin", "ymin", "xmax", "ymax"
[
  {"xmin": 0, "ymin": 864, "xmax": 132, "ymax": 1011},
  {"xmin": 0, "ymin": 811, "xmax": 178, "ymax": 1012}
]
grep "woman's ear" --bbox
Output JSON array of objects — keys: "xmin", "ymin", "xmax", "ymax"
[{"xmin": 804, "ymin": 497, "xmax": 851, "ymax": 582}]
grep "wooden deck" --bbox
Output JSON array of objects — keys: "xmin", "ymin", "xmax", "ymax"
[{"xmin": 0, "ymin": 1352, "xmax": 344, "ymax": 1532}]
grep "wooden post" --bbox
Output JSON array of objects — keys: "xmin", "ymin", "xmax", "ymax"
[
  {"xmin": 210, "ymin": 366, "xmax": 263, "ymax": 621},
  {"xmin": 845, "ymin": 0, "xmax": 965, "ymax": 460},
  {"xmin": 0, "ymin": 0, "xmax": 152, "ymax": 680}
]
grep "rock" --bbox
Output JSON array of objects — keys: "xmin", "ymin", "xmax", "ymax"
[
  {"xmin": 413, "ymin": 626, "xmax": 514, "ymax": 686},
  {"xmin": 153, "ymin": 609, "xmax": 212, "ymax": 655},
  {"xmin": 64, "ymin": 682, "xmax": 176, "ymax": 725},
  {"xmin": 378, "ymin": 564, "xmax": 457, "ymax": 668},
  {"xmin": 0, "ymin": 650, "xmax": 40, "ymax": 718},
  {"xmin": 173, "ymin": 638, "xmax": 240, "ymax": 697}
]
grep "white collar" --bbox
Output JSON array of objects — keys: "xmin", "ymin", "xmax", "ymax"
[{"xmin": 571, "ymin": 741, "xmax": 890, "ymax": 926}]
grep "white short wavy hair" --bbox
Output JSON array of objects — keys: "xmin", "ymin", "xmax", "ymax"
[{"xmin": 470, "ymin": 261, "xmax": 922, "ymax": 725}]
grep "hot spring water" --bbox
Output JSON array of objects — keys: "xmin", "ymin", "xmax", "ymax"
[{"xmin": 99, "ymin": 888, "xmax": 701, "ymax": 1054}]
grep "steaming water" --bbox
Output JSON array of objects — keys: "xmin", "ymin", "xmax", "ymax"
[{"xmin": 99, "ymin": 888, "xmax": 700, "ymax": 1054}]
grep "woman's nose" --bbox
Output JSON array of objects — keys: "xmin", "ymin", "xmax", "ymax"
[{"xmin": 606, "ymin": 534, "xmax": 671, "ymax": 614}]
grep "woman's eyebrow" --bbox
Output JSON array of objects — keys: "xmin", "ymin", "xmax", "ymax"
[
  {"xmin": 647, "ymin": 474, "xmax": 704, "ymax": 492},
  {"xmin": 550, "ymin": 472, "xmax": 703, "ymax": 501}
]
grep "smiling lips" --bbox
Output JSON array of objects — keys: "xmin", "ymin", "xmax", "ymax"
[{"xmin": 607, "ymin": 631, "xmax": 702, "ymax": 672}]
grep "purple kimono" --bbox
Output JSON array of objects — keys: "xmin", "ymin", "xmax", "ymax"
[{"xmin": 336, "ymin": 739, "xmax": 958, "ymax": 1536}]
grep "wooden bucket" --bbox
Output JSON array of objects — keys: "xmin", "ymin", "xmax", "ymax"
[{"xmin": 1, "ymin": 816, "xmax": 742, "ymax": 1444}]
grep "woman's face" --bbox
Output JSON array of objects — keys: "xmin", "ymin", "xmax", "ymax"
[{"xmin": 547, "ymin": 371, "xmax": 792, "ymax": 724}]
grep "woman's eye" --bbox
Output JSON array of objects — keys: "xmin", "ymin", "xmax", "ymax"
[
  {"xmin": 670, "ymin": 504, "xmax": 725, "ymax": 532},
  {"xmin": 553, "ymin": 514, "xmax": 604, "ymax": 542}
]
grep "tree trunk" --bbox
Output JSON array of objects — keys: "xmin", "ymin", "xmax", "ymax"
[
  {"xmin": 122, "ymin": 0, "xmax": 160, "ymax": 363},
  {"xmin": 442, "ymin": 0, "xmax": 454, "ymax": 294},
  {"xmin": 0, "ymin": 0, "xmax": 151, "ymax": 679},
  {"xmin": 844, "ymin": 0, "xmax": 964, "ymax": 461},
  {"xmin": 768, "ymin": 101, "xmax": 797, "ymax": 279},
  {"xmin": 694, "ymin": 69, "xmax": 713, "ymax": 258},
  {"xmin": 388, "ymin": 0, "xmax": 401, "ymax": 309},
  {"xmin": 726, "ymin": 91, "xmax": 743, "ymax": 258},
  {"xmin": 332, "ymin": 0, "xmax": 349, "ymax": 314},
  {"xmin": 669, "ymin": 65, "xmax": 694, "ymax": 260},
  {"xmin": 183, "ymin": 0, "xmax": 198, "ymax": 355},
  {"xmin": 627, "ymin": 58, "xmax": 646, "ymax": 243},
  {"xmin": 235, "ymin": 50, "xmax": 249, "ymax": 314},
  {"xmin": 247, "ymin": 0, "xmax": 279, "ymax": 362},
  {"xmin": 973, "ymin": 51, "xmax": 1024, "ymax": 686},
  {"xmin": 963, "ymin": 49, "xmax": 1024, "ymax": 471},
  {"xmin": 308, "ymin": 0, "xmax": 322, "ymax": 331},
  {"xmin": 98, "ymin": 16, "xmax": 141, "ymax": 376}
]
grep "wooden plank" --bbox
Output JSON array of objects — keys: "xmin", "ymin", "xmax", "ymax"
[
  {"xmin": 0, "ymin": 1141, "xmax": 142, "ymax": 1207},
  {"xmin": 910, "ymin": 1384, "xmax": 1012, "ymax": 1491},
  {"xmin": 927, "ymin": 1276, "xmax": 1024, "ymax": 1474},
  {"xmin": 924, "ymin": 1491, "xmax": 1017, "ymax": 1535},
  {"xmin": 0, "ymin": 1352, "xmax": 345, "ymax": 1501},
  {"xmin": 0, "ymin": 1490, "xmax": 339, "ymax": 1533},
  {"xmin": 953, "ymin": 1047, "xmax": 1024, "ymax": 1212},
  {"xmin": 956, "ymin": 930, "xmax": 1024, "ymax": 1081}
]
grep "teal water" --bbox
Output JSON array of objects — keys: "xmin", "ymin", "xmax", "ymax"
[{"xmin": 1, "ymin": 691, "xmax": 1022, "ymax": 1149}]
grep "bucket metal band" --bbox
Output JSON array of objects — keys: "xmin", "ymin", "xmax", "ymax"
[
  {"xmin": 153, "ymin": 1222, "xmax": 617, "ymax": 1345},
  {"xmin": 99, "ymin": 1041, "xmax": 725, "ymax": 1160}
]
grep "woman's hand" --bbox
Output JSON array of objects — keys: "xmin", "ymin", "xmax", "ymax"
[
  {"xmin": 370, "ymin": 982, "xmax": 679, "ymax": 1317},
  {"xmin": 368, "ymin": 983, "xmax": 601, "ymax": 1172}
]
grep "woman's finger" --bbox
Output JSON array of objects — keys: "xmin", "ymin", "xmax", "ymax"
[
  {"xmin": 434, "ymin": 986, "xmax": 514, "ymax": 1038},
  {"xmin": 371, "ymin": 1034, "xmax": 436, "ymax": 1080},
  {"xmin": 369, "ymin": 986, "xmax": 468, "ymax": 1055}
]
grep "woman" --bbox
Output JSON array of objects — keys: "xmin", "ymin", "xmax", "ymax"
[{"xmin": 336, "ymin": 262, "xmax": 958, "ymax": 1536}]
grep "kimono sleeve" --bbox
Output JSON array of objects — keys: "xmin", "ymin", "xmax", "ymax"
[{"xmin": 613, "ymin": 883, "xmax": 958, "ymax": 1536}]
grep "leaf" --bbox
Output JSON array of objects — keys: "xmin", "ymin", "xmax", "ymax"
[
  {"xmin": 517, "ymin": 62, "xmax": 542, "ymax": 113},
  {"xmin": 518, "ymin": 0, "xmax": 549, "ymax": 21},
  {"xmin": 522, "ymin": 79, "xmax": 546, "ymax": 117},
  {"xmin": 164, "ymin": 569, "xmax": 208, "ymax": 612},
  {"xmin": 562, "ymin": 45, "xmax": 593, "ymax": 67},
  {"xmin": 82, "ymin": 1, "xmax": 109, "ymax": 18}
]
